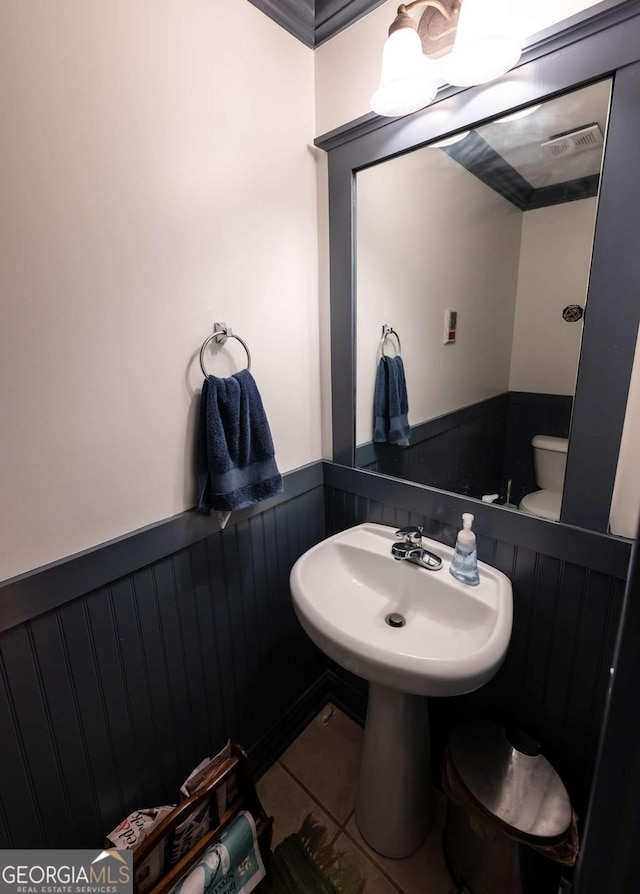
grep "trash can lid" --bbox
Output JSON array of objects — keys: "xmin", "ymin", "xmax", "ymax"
[{"xmin": 448, "ymin": 720, "xmax": 572, "ymax": 843}]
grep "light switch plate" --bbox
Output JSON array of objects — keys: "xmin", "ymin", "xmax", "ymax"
[{"xmin": 444, "ymin": 309, "xmax": 457, "ymax": 344}]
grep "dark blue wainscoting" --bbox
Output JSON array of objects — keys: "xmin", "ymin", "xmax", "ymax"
[
  {"xmin": 0, "ymin": 460, "xmax": 632, "ymax": 847},
  {"xmin": 357, "ymin": 392, "xmax": 575, "ymax": 507},
  {"xmin": 0, "ymin": 480, "xmax": 327, "ymax": 849},
  {"xmin": 323, "ymin": 468, "xmax": 629, "ymax": 815},
  {"xmin": 357, "ymin": 395, "xmax": 509, "ymax": 499}
]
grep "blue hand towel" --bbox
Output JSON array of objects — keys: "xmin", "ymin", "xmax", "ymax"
[
  {"xmin": 196, "ymin": 369, "xmax": 283, "ymax": 512},
  {"xmin": 373, "ymin": 355, "xmax": 411, "ymax": 445}
]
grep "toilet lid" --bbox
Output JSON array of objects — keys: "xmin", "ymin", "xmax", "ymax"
[
  {"xmin": 531, "ymin": 435, "xmax": 568, "ymax": 453},
  {"xmin": 520, "ymin": 489, "xmax": 562, "ymax": 521}
]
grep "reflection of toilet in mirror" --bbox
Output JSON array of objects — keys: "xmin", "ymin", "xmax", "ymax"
[{"xmin": 519, "ymin": 435, "xmax": 569, "ymax": 521}]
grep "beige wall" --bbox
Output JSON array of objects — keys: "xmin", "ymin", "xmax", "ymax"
[
  {"xmin": 1, "ymin": 0, "xmax": 636, "ymax": 581},
  {"xmin": 356, "ymin": 147, "xmax": 522, "ymax": 444},
  {"xmin": 0, "ymin": 1, "xmax": 320, "ymax": 581},
  {"xmin": 356, "ymin": 176, "xmax": 600, "ymax": 438},
  {"xmin": 610, "ymin": 328, "xmax": 640, "ymax": 537},
  {"xmin": 315, "ymin": 0, "xmax": 604, "ymax": 135},
  {"xmin": 509, "ymin": 198, "xmax": 597, "ymax": 394}
]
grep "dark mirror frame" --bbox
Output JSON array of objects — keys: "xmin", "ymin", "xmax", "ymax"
[{"xmin": 317, "ymin": 0, "xmax": 640, "ymax": 536}]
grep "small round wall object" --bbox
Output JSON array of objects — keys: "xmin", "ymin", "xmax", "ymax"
[{"xmin": 562, "ymin": 304, "xmax": 584, "ymax": 322}]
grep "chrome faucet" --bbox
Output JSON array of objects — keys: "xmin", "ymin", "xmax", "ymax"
[{"xmin": 391, "ymin": 526, "xmax": 443, "ymax": 571}]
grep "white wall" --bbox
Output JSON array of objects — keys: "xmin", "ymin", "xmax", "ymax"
[
  {"xmin": 315, "ymin": 0, "xmax": 605, "ymax": 135},
  {"xmin": 611, "ymin": 327, "xmax": 640, "ymax": 537},
  {"xmin": 356, "ymin": 174, "xmax": 601, "ymax": 443},
  {"xmin": 356, "ymin": 147, "xmax": 522, "ymax": 445},
  {"xmin": 0, "ymin": 1, "xmax": 320, "ymax": 581},
  {"xmin": 509, "ymin": 198, "xmax": 598, "ymax": 394},
  {"xmin": 1, "ymin": 0, "xmax": 635, "ymax": 580}
]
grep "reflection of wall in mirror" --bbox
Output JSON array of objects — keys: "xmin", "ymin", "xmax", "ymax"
[
  {"xmin": 356, "ymin": 147, "xmax": 522, "ymax": 447},
  {"xmin": 356, "ymin": 151, "xmax": 597, "ymax": 445},
  {"xmin": 510, "ymin": 198, "xmax": 597, "ymax": 394}
]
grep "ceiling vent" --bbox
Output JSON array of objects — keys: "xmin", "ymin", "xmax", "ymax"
[{"xmin": 540, "ymin": 123, "xmax": 603, "ymax": 159}]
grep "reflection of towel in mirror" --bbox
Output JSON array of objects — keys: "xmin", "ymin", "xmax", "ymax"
[
  {"xmin": 196, "ymin": 370, "xmax": 283, "ymax": 512},
  {"xmin": 373, "ymin": 355, "xmax": 411, "ymax": 445}
]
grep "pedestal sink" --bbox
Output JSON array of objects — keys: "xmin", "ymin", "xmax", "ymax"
[{"xmin": 290, "ymin": 523, "xmax": 513, "ymax": 858}]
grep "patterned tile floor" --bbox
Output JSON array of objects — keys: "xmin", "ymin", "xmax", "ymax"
[{"xmin": 257, "ymin": 704, "xmax": 456, "ymax": 893}]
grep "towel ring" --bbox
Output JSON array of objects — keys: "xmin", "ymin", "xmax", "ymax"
[
  {"xmin": 200, "ymin": 323, "xmax": 252, "ymax": 377},
  {"xmin": 380, "ymin": 324, "xmax": 402, "ymax": 356}
]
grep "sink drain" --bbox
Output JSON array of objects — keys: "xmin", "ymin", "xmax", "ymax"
[{"xmin": 386, "ymin": 613, "xmax": 405, "ymax": 628}]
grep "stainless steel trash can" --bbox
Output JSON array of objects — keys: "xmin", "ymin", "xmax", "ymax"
[{"xmin": 442, "ymin": 720, "xmax": 577, "ymax": 894}]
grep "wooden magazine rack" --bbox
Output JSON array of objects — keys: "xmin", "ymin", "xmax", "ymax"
[{"xmin": 133, "ymin": 743, "xmax": 273, "ymax": 894}]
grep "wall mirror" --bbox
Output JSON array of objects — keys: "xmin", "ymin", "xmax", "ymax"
[
  {"xmin": 320, "ymin": 6, "xmax": 640, "ymax": 536},
  {"xmin": 355, "ymin": 79, "xmax": 612, "ymax": 524}
]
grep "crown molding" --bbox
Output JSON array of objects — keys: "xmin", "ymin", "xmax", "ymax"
[
  {"xmin": 248, "ymin": 0, "xmax": 315, "ymax": 47},
  {"xmin": 250, "ymin": 0, "xmax": 637, "ymax": 54},
  {"xmin": 248, "ymin": 0, "xmax": 385, "ymax": 48}
]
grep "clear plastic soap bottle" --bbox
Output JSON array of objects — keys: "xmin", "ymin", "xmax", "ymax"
[{"xmin": 449, "ymin": 512, "xmax": 480, "ymax": 586}]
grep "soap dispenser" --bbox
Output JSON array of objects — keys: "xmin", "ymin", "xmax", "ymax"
[{"xmin": 450, "ymin": 513, "xmax": 480, "ymax": 586}]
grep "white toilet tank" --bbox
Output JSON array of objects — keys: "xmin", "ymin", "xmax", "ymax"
[{"xmin": 532, "ymin": 435, "xmax": 569, "ymax": 491}]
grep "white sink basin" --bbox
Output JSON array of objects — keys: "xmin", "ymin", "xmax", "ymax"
[{"xmin": 290, "ymin": 522, "xmax": 513, "ymax": 698}]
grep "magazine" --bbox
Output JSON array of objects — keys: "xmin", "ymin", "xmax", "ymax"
[{"xmin": 171, "ymin": 811, "xmax": 265, "ymax": 894}]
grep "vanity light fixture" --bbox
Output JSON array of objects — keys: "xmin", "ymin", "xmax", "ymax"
[
  {"xmin": 370, "ymin": 1, "xmax": 450, "ymax": 117},
  {"xmin": 371, "ymin": 0, "xmax": 523, "ymax": 118}
]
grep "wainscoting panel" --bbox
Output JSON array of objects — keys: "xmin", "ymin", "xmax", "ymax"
[
  {"xmin": 0, "ymin": 461, "xmax": 632, "ymax": 846},
  {"xmin": 323, "ymin": 476, "xmax": 629, "ymax": 812},
  {"xmin": 0, "ymin": 484, "xmax": 326, "ymax": 849},
  {"xmin": 357, "ymin": 392, "xmax": 576, "ymax": 507},
  {"xmin": 358, "ymin": 395, "xmax": 508, "ymax": 500}
]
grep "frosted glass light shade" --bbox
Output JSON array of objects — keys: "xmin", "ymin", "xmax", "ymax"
[
  {"xmin": 370, "ymin": 28, "xmax": 438, "ymax": 117},
  {"xmin": 443, "ymin": 0, "xmax": 522, "ymax": 87}
]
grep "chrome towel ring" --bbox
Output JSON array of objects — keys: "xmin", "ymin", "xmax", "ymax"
[
  {"xmin": 200, "ymin": 322, "xmax": 252, "ymax": 377},
  {"xmin": 380, "ymin": 324, "xmax": 402, "ymax": 356}
]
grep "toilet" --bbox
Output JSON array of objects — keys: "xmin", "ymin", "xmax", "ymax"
[{"xmin": 519, "ymin": 435, "xmax": 569, "ymax": 522}]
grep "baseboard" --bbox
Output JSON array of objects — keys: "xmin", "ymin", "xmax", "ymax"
[
  {"xmin": 249, "ymin": 671, "xmax": 334, "ymax": 777},
  {"xmin": 248, "ymin": 666, "xmax": 368, "ymax": 778},
  {"xmin": 325, "ymin": 667, "xmax": 367, "ymax": 727}
]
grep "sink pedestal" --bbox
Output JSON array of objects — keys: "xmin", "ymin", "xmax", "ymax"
[{"xmin": 355, "ymin": 683, "xmax": 435, "ymax": 858}]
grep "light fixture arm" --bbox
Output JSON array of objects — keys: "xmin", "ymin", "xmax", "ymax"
[{"xmin": 388, "ymin": 1, "xmax": 457, "ymax": 36}]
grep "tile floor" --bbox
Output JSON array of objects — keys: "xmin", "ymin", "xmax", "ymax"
[{"xmin": 257, "ymin": 703, "xmax": 456, "ymax": 893}]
